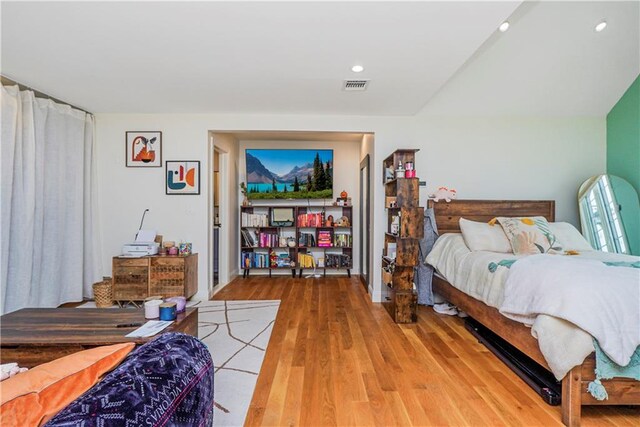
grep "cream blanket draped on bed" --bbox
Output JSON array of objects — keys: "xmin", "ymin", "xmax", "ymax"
[
  {"xmin": 500, "ymin": 254, "xmax": 640, "ymax": 367},
  {"xmin": 426, "ymin": 234, "xmax": 640, "ymax": 379}
]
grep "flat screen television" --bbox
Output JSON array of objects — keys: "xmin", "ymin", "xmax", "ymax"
[{"xmin": 245, "ymin": 149, "xmax": 333, "ymax": 200}]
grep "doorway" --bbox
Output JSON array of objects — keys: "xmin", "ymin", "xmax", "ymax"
[
  {"xmin": 210, "ymin": 143, "xmax": 229, "ymax": 297},
  {"xmin": 359, "ymin": 155, "xmax": 370, "ymax": 291},
  {"xmin": 213, "ymin": 150, "xmax": 220, "ymax": 288}
]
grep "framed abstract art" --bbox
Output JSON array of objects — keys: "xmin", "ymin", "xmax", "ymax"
[
  {"xmin": 126, "ymin": 131, "xmax": 162, "ymax": 167},
  {"xmin": 166, "ymin": 161, "xmax": 200, "ymax": 195}
]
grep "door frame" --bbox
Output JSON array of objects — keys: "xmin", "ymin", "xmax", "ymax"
[
  {"xmin": 359, "ymin": 154, "xmax": 371, "ymax": 291},
  {"xmin": 208, "ymin": 139, "xmax": 229, "ymax": 298}
]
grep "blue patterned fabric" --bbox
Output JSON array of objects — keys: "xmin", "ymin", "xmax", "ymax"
[
  {"xmin": 588, "ymin": 339, "xmax": 640, "ymax": 401},
  {"xmin": 488, "ymin": 259, "xmax": 518, "ymax": 272},
  {"xmin": 45, "ymin": 332, "xmax": 214, "ymax": 427}
]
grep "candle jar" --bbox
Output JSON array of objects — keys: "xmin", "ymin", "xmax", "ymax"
[{"xmin": 179, "ymin": 243, "xmax": 192, "ymax": 255}]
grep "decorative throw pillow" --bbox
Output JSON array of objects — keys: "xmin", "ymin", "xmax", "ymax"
[
  {"xmin": 496, "ymin": 216, "xmax": 563, "ymax": 255},
  {"xmin": 0, "ymin": 342, "xmax": 134, "ymax": 426},
  {"xmin": 548, "ymin": 222, "xmax": 593, "ymax": 252},
  {"xmin": 459, "ymin": 218, "xmax": 513, "ymax": 253}
]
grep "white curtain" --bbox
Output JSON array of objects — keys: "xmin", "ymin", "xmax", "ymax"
[{"xmin": 1, "ymin": 84, "xmax": 102, "ymax": 314}]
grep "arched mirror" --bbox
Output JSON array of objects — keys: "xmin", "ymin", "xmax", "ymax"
[{"xmin": 578, "ymin": 174, "xmax": 640, "ymax": 255}]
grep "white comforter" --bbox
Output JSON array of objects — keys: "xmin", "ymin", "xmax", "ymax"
[
  {"xmin": 426, "ymin": 234, "xmax": 640, "ymax": 379},
  {"xmin": 500, "ymin": 254, "xmax": 640, "ymax": 367}
]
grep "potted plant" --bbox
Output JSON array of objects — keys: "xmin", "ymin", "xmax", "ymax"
[{"xmin": 240, "ymin": 182, "xmax": 251, "ymax": 206}]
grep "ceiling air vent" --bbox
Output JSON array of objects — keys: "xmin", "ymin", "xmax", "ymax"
[{"xmin": 343, "ymin": 80, "xmax": 369, "ymax": 91}]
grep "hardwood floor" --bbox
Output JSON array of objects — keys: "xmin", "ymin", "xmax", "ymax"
[{"xmin": 213, "ymin": 276, "xmax": 639, "ymax": 426}]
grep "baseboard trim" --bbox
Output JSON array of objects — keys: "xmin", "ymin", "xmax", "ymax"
[{"xmin": 209, "ymin": 270, "xmax": 240, "ymax": 299}]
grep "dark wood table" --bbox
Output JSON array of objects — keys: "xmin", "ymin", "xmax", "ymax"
[{"xmin": 0, "ymin": 307, "xmax": 198, "ymax": 368}]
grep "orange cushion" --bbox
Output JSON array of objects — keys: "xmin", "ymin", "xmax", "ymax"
[{"xmin": 0, "ymin": 342, "xmax": 134, "ymax": 426}]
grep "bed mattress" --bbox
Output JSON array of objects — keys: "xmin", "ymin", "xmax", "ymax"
[{"xmin": 426, "ymin": 234, "xmax": 527, "ymax": 309}]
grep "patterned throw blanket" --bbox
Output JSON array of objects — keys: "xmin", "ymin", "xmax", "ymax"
[
  {"xmin": 46, "ymin": 333, "xmax": 214, "ymax": 426},
  {"xmin": 489, "ymin": 256, "xmax": 640, "ymax": 401},
  {"xmin": 588, "ymin": 339, "xmax": 640, "ymax": 400}
]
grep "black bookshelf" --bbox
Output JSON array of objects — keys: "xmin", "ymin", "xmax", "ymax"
[{"xmin": 240, "ymin": 205, "xmax": 353, "ymax": 278}]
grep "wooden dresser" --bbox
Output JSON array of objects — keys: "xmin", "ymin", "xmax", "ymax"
[{"xmin": 112, "ymin": 254, "xmax": 198, "ymax": 305}]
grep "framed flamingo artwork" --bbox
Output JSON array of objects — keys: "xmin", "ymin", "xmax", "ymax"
[
  {"xmin": 166, "ymin": 161, "xmax": 200, "ymax": 195},
  {"xmin": 125, "ymin": 131, "xmax": 162, "ymax": 167}
]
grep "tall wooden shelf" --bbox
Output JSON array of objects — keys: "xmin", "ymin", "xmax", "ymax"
[
  {"xmin": 240, "ymin": 205, "xmax": 353, "ymax": 278},
  {"xmin": 381, "ymin": 149, "xmax": 424, "ymax": 323}
]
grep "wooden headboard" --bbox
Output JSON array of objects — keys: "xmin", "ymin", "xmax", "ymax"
[{"xmin": 427, "ymin": 200, "xmax": 555, "ymax": 234}]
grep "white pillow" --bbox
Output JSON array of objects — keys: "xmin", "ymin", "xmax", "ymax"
[
  {"xmin": 548, "ymin": 222, "xmax": 593, "ymax": 251},
  {"xmin": 459, "ymin": 218, "xmax": 513, "ymax": 253}
]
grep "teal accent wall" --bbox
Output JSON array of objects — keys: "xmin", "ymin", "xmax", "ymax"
[
  {"xmin": 608, "ymin": 75, "xmax": 640, "ymax": 192},
  {"xmin": 607, "ymin": 75, "xmax": 640, "ymax": 255}
]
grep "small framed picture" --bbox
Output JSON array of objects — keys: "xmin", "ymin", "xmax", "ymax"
[
  {"xmin": 166, "ymin": 161, "xmax": 200, "ymax": 195},
  {"xmin": 126, "ymin": 131, "xmax": 162, "ymax": 167}
]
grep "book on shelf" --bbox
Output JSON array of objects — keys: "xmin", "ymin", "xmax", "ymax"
[
  {"xmin": 317, "ymin": 230, "xmax": 332, "ymax": 247},
  {"xmin": 297, "ymin": 212, "xmax": 323, "ymax": 227},
  {"xmin": 333, "ymin": 233, "xmax": 352, "ymax": 247},
  {"xmin": 241, "ymin": 229, "xmax": 257, "ymax": 247},
  {"xmin": 298, "ymin": 232, "xmax": 316, "ymax": 247},
  {"xmin": 297, "ymin": 253, "xmax": 316, "ymax": 268},
  {"xmin": 258, "ymin": 232, "xmax": 279, "ymax": 248},
  {"xmin": 241, "ymin": 212, "xmax": 269, "ymax": 227},
  {"xmin": 273, "ymin": 251, "xmax": 292, "ymax": 268},
  {"xmin": 325, "ymin": 253, "xmax": 351, "ymax": 268},
  {"xmin": 241, "ymin": 251, "xmax": 269, "ymax": 268},
  {"xmin": 387, "ymin": 242, "xmax": 397, "ymax": 259}
]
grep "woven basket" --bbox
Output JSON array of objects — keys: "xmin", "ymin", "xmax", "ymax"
[{"xmin": 93, "ymin": 278, "xmax": 113, "ymax": 308}]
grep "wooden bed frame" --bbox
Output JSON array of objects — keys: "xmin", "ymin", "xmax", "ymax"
[{"xmin": 428, "ymin": 200, "xmax": 640, "ymax": 426}]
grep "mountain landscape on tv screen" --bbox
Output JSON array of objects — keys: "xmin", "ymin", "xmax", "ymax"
[{"xmin": 245, "ymin": 150, "xmax": 333, "ymax": 199}]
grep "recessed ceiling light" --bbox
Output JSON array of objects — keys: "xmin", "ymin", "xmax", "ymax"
[
  {"xmin": 499, "ymin": 21, "xmax": 510, "ymax": 32},
  {"xmin": 351, "ymin": 65, "xmax": 364, "ymax": 73},
  {"xmin": 595, "ymin": 21, "xmax": 607, "ymax": 32}
]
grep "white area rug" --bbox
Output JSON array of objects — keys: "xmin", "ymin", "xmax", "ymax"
[{"xmin": 78, "ymin": 299, "xmax": 280, "ymax": 427}]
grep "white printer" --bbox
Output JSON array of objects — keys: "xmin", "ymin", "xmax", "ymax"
[
  {"xmin": 121, "ymin": 212, "xmax": 159, "ymax": 257},
  {"xmin": 121, "ymin": 242, "xmax": 159, "ymax": 257}
]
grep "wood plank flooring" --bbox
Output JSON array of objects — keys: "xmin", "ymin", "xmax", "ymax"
[{"xmin": 213, "ymin": 276, "xmax": 639, "ymax": 426}]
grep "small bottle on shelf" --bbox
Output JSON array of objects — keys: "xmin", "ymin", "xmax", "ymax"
[{"xmin": 396, "ymin": 161, "xmax": 405, "ymax": 178}]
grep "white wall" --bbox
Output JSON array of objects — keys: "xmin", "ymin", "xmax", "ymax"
[
  {"xmin": 95, "ymin": 113, "xmax": 605, "ymax": 301},
  {"xmin": 238, "ymin": 139, "xmax": 361, "ymax": 275}
]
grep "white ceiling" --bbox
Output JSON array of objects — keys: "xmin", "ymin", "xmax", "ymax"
[
  {"xmin": 1, "ymin": 1, "xmax": 519, "ymax": 115},
  {"xmin": 423, "ymin": 1, "xmax": 640, "ymax": 116},
  {"xmin": 1, "ymin": 1, "xmax": 637, "ymax": 117}
]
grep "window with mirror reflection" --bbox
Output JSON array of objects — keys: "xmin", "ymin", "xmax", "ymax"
[{"xmin": 579, "ymin": 174, "xmax": 640, "ymax": 255}]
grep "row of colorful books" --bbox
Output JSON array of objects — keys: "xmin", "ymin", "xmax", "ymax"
[
  {"xmin": 297, "ymin": 232, "xmax": 352, "ymax": 247},
  {"xmin": 242, "ymin": 229, "xmax": 296, "ymax": 248},
  {"xmin": 242, "ymin": 251, "xmax": 293, "ymax": 268},
  {"xmin": 297, "ymin": 213, "xmax": 324, "ymax": 227},
  {"xmin": 241, "ymin": 251, "xmax": 270, "ymax": 268},
  {"xmin": 333, "ymin": 234, "xmax": 352, "ymax": 247},
  {"xmin": 295, "ymin": 253, "xmax": 352, "ymax": 269},
  {"xmin": 325, "ymin": 254, "xmax": 351, "ymax": 268},
  {"xmin": 257, "ymin": 233, "xmax": 281, "ymax": 248},
  {"xmin": 298, "ymin": 232, "xmax": 316, "ymax": 247}
]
